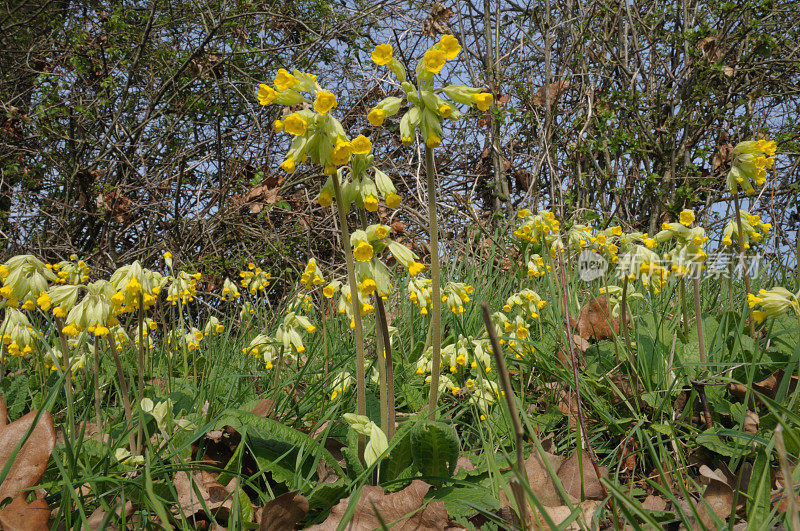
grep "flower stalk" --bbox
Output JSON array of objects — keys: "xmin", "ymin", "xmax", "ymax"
[
  {"xmin": 424, "ymin": 146, "xmax": 443, "ymax": 420},
  {"xmin": 331, "ymin": 172, "xmax": 368, "ymax": 461}
]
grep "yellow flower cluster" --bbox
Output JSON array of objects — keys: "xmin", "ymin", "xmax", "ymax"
[
  {"xmin": 240, "ymin": 263, "xmax": 271, "ymax": 295},
  {"xmin": 441, "ymin": 282, "xmax": 474, "ymax": 314},
  {"xmin": 513, "ymin": 210, "xmax": 560, "ymax": 245},
  {"xmin": 748, "ymin": 287, "xmax": 799, "ymax": 324},
  {"xmin": 299, "ymin": 258, "xmax": 325, "ymax": 289},
  {"xmin": 369, "ymin": 35, "xmax": 491, "ymax": 148},
  {"xmin": 166, "ymin": 271, "xmax": 200, "ymax": 305},
  {"xmin": 49, "ymin": 255, "xmax": 90, "ymax": 284},
  {"xmin": 221, "ymin": 277, "xmax": 241, "ymax": 301},
  {"xmin": 727, "ymin": 139, "xmax": 777, "ymax": 195},
  {"xmin": 722, "ymin": 210, "xmax": 771, "ymax": 248}
]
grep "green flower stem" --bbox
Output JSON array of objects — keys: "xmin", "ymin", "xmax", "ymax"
[
  {"xmin": 692, "ymin": 275, "xmax": 707, "ymax": 364},
  {"xmin": 107, "ymin": 335, "xmax": 137, "ymax": 453},
  {"xmin": 679, "ymin": 280, "xmax": 690, "ymax": 338},
  {"xmin": 136, "ymin": 293, "xmax": 146, "ymax": 454},
  {"xmin": 424, "ymin": 146, "xmax": 442, "ymax": 421},
  {"xmin": 54, "ymin": 318, "xmax": 75, "ymax": 439},
  {"xmin": 178, "ymin": 301, "xmax": 189, "ymax": 379},
  {"xmin": 330, "ymin": 172, "xmax": 367, "ymax": 463},
  {"xmin": 272, "ymin": 345, "xmax": 285, "ymax": 399},
  {"xmin": 92, "ymin": 339, "xmax": 102, "ymax": 425},
  {"xmin": 693, "ymin": 273, "xmax": 713, "ymax": 430},
  {"xmin": 375, "ymin": 310, "xmax": 388, "ymax": 437},
  {"xmin": 733, "ymin": 193, "xmax": 757, "ymax": 341},
  {"xmin": 357, "ymin": 207, "xmax": 389, "ymax": 439},
  {"xmin": 620, "ymin": 277, "xmax": 635, "ymax": 369},
  {"xmin": 376, "ymin": 296, "xmax": 395, "ymax": 440}
]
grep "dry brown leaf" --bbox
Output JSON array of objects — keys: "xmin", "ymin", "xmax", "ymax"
[
  {"xmin": 305, "ymin": 480, "xmax": 448, "ymax": 531},
  {"xmin": 556, "ymin": 450, "xmax": 608, "ymax": 501},
  {"xmin": 0, "ymin": 495, "xmax": 50, "ymax": 530},
  {"xmin": 0, "ymin": 408, "xmax": 56, "ymax": 501},
  {"xmin": 743, "ymin": 411, "xmax": 759, "ymax": 434},
  {"xmin": 454, "ymin": 456, "xmax": 475, "ymax": 474},
  {"xmin": 572, "ymin": 295, "xmax": 619, "ymax": 341},
  {"xmin": 695, "ymin": 466, "xmax": 734, "ymax": 530},
  {"xmin": 86, "ymin": 500, "xmax": 135, "ymax": 530},
  {"xmin": 641, "ymin": 495, "xmax": 667, "ymax": 512},
  {"xmin": 258, "ymin": 490, "xmax": 309, "ymax": 531},
  {"xmin": 532, "ymin": 80, "xmax": 569, "ymax": 106},
  {"xmin": 422, "ymin": 3, "xmax": 454, "ymax": 37},
  {"xmin": 0, "ymin": 399, "xmax": 6, "ymax": 426},
  {"xmin": 500, "ymin": 451, "xmax": 565, "ymax": 508},
  {"xmin": 532, "ymin": 500, "xmax": 600, "ymax": 530},
  {"xmin": 729, "ymin": 369, "xmax": 798, "ymax": 400},
  {"xmin": 251, "ymin": 399, "xmax": 276, "ymax": 418},
  {"xmin": 174, "ymin": 470, "xmax": 248, "ymax": 521}
]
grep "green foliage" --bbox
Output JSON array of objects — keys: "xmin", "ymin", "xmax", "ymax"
[{"xmin": 410, "ymin": 420, "xmax": 460, "ymax": 480}]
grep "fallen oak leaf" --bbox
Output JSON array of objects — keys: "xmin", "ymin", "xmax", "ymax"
[
  {"xmin": 0, "ymin": 495, "xmax": 50, "ymax": 530},
  {"xmin": 305, "ymin": 479, "xmax": 448, "ymax": 531},
  {"xmin": 0, "ymin": 407, "xmax": 56, "ymax": 501},
  {"xmin": 556, "ymin": 450, "xmax": 608, "ymax": 501},
  {"xmin": 258, "ymin": 490, "xmax": 308, "ymax": 531},
  {"xmin": 571, "ymin": 295, "xmax": 620, "ymax": 342}
]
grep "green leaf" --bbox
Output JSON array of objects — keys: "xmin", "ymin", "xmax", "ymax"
[
  {"xmin": 379, "ymin": 426, "xmax": 414, "ymax": 483},
  {"xmin": 427, "ymin": 475, "xmax": 499, "ymax": 518},
  {"xmin": 696, "ymin": 429, "xmax": 750, "ymax": 458},
  {"xmin": 410, "ymin": 420, "xmax": 459, "ymax": 480},
  {"xmin": 216, "ymin": 409, "xmax": 343, "ymax": 488},
  {"xmin": 747, "ymin": 449, "xmax": 772, "ymax": 529}
]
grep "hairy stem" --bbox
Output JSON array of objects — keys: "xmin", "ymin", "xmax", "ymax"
[
  {"xmin": 331, "ymin": 171, "xmax": 367, "ymax": 462},
  {"xmin": 424, "ymin": 147, "xmax": 443, "ymax": 421},
  {"xmin": 107, "ymin": 335, "xmax": 137, "ymax": 454}
]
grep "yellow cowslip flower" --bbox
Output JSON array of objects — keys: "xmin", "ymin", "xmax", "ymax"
[
  {"xmin": 438, "ymin": 35, "xmax": 461, "ymax": 59},
  {"xmin": 314, "ymin": 90, "xmax": 337, "ymax": 115},
  {"xmin": 317, "ymin": 190, "xmax": 332, "ymax": 207},
  {"xmin": 257, "ymin": 84, "xmax": 277, "ymax": 105},
  {"xmin": 438, "ymin": 104, "xmax": 452, "ymax": 118},
  {"xmin": 385, "ymin": 193, "xmax": 401, "ymax": 209},
  {"xmin": 751, "ymin": 287, "xmax": 798, "ymax": 318},
  {"xmin": 409, "ymin": 262, "xmax": 425, "ymax": 276},
  {"xmin": 330, "ymin": 139, "xmax": 352, "ymax": 166},
  {"xmin": 371, "ymin": 43, "xmax": 393, "ymax": 65},
  {"xmin": 363, "ymin": 195, "xmax": 379, "ymax": 212},
  {"xmin": 273, "ymin": 68, "xmax": 297, "ymax": 91},
  {"xmin": 752, "ymin": 310, "xmax": 767, "ymax": 325},
  {"xmin": 283, "ymin": 114, "xmax": 307, "ymax": 136},
  {"xmin": 367, "ymin": 108, "xmax": 385, "ymax": 126},
  {"xmin": 36, "ymin": 292, "xmax": 52, "ymax": 311},
  {"xmin": 679, "ymin": 209, "xmax": 695, "ymax": 226},
  {"xmin": 350, "ymin": 135, "xmax": 372, "ymax": 155},
  {"xmin": 353, "ymin": 241, "xmax": 374, "ymax": 262},
  {"xmin": 280, "ymin": 157, "xmax": 295, "ymax": 173},
  {"xmin": 424, "ymin": 49, "xmax": 447, "ymax": 74},
  {"xmin": 473, "ymin": 93, "xmax": 493, "ymax": 111},
  {"xmin": 425, "ymin": 132, "xmax": 441, "ymax": 148},
  {"xmin": 272, "ymin": 119, "xmax": 284, "ymax": 133}
]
